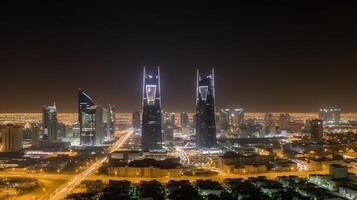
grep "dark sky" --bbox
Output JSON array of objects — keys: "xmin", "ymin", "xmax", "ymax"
[{"xmin": 1, "ymin": 1, "xmax": 357, "ymax": 113}]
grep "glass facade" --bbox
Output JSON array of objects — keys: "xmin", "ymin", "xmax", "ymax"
[
  {"xmin": 142, "ymin": 66, "xmax": 162, "ymax": 151},
  {"xmin": 195, "ymin": 68, "xmax": 216, "ymax": 148},
  {"xmin": 42, "ymin": 103, "xmax": 58, "ymax": 143},
  {"xmin": 79, "ymin": 89, "xmax": 96, "ymax": 146}
]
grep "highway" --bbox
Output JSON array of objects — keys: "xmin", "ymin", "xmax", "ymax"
[
  {"xmin": 47, "ymin": 129, "xmax": 133, "ymax": 200},
  {"xmin": 85, "ymin": 168, "xmax": 331, "ymax": 184}
]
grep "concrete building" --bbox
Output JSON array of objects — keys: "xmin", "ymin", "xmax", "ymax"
[
  {"xmin": 310, "ymin": 119, "xmax": 323, "ymax": 143},
  {"xmin": 278, "ymin": 113, "xmax": 290, "ymax": 130},
  {"xmin": 319, "ymin": 108, "xmax": 341, "ymax": 124},
  {"xmin": 0, "ymin": 125, "xmax": 23, "ymax": 152},
  {"xmin": 132, "ymin": 110, "xmax": 141, "ymax": 130},
  {"xmin": 31, "ymin": 125, "xmax": 40, "ymax": 148},
  {"xmin": 42, "ymin": 103, "xmax": 58, "ymax": 143}
]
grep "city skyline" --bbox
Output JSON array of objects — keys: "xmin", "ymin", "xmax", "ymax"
[
  {"xmin": 1, "ymin": 1, "xmax": 357, "ymax": 112},
  {"xmin": 1, "ymin": 2, "xmax": 357, "ymax": 199}
]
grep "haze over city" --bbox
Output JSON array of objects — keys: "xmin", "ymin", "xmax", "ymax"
[
  {"xmin": 0, "ymin": 1, "xmax": 357, "ymax": 200},
  {"xmin": 1, "ymin": 1, "xmax": 357, "ymax": 112}
]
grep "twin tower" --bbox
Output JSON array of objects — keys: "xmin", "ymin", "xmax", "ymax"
[{"xmin": 142, "ymin": 66, "xmax": 216, "ymax": 151}]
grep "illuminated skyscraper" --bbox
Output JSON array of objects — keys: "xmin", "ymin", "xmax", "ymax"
[
  {"xmin": 107, "ymin": 105, "xmax": 116, "ymax": 138},
  {"xmin": 132, "ymin": 110, "xmax": 141, "ymax": 130},
  {"xmin": 264, "ymin": 113, "xmax": 273, "ymax": 135},
  {"xmin": 219, "ymin": 108, "xmax": 230, "ymax": 131},
  {"xmin": 142, "ymin": 66, "xmax": 162, "ymax": 151},
  {"xmin": 180, "ymin": 112, "xmax": 189, "ymax": 128},
  {"xmin": 31, "ymin": 125, "xmax": 40, "ymax": 148},
  {"xmin": 310, "ymin": 119, "xmax": 323, "ymax": 143},
  {"xmin": 0, "ymin": 124, "xmax": 23, "ymax": 152},
  {"xmin": 42, "ymin": 103, "xmax": 58, "ymax": 143},
  {"xmin": 233, "ymin": 108, "xmax": 244, "ymax": 127},
  {"xmin": 195, "ymin": 68, "xmax": 216, "ymax": 148},
  {"xmin": 95, "ymin": 105, "xmax": 106, "ymax": 145},
  {"xmin": 279, "ymin": 113, "xmax": 290, "ymax": 130},
  {"xmin": 79, "ymin": 89, "xmax": 96, "ymax": 146},
  {"xmin": 319, "ymin": 108, "xmax": 341, "ymax": 123}
]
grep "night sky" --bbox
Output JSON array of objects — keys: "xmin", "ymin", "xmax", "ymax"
[{"xmin": 1, "ymin": 1, "xmax": 357, "ymax": 112}]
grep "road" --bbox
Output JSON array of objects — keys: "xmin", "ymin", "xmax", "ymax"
[
  {"xmin": 48, "ymin": 129, "xmax": 133, "ymax": 200},
  {"xmin": 86, "ymin": 168, "xmax": 331, "ymax": 184}
]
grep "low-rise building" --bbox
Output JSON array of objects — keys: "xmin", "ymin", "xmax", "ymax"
[{"xmin": 107, "ymin": 158, "xmax": 181, "ymax": 178}]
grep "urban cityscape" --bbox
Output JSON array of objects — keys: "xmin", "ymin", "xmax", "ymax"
[{"xmin": 1, "ymin": 1, "xmax": 357, "ymax": 200}]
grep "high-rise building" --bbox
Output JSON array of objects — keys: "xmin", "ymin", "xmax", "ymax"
[
  {"xmin": 42, "ymin": 103, "xmax": 58, "ymax": 143},
  {"xmin": 108, "ymin": 105, "xmax": 116, "ymax": 138},
  {"xmin": 180, "ymin": 112, "xmax": 189, "ymax": 128},
  {"xmin": 79, "ymin": 90, "xmax": 114, "ymax": 145},
  {"xmin": 319, "ymin": 108, "xmax": 341, "ymax": 123},
  {"xmin": 95, "ymin": 105, "xmax": 106, "ymax": 145},
  {"xmin": 233, "ymin": 108, "xmax": 244, "ymax": 127},
  {"xmin": 132, "ymin": 110, "xmax": 141, "ymax": 130},
  {"xmin": 219, "ymin": 109, "xmax": 230, "ymax": 131},
  {"xmin": 141, "ymin": 66, "xmax": 162, "ymax": 151},
  {"xmin": 279, "ymin": 113, "xmax": 290, "ymax": 130},
  {"xmin": 57, "ymin": 122, "xmax": 67, "ymax": 139},
  {"xmin": 195, "ymin": 68, "xmax": 216, "ymax": 148},
  {"xmin": 31, "ymin": 125, "xmax": 40, "ymax": 148},
  {"xmin": 79, "ymin": 89, "xmax": 97, "ymax": 146},
  {"xmin": 163, "ymin": 112, "xmax": 175, "ymax": 141},
  {"xmin": 0, "ymin": 124, "xmax": 23, "ymax": 152},
  {"xmin": 310, "ymin": 119, "xmax": 323, "ymax": 143},
  {"xmin": 264, "ymin": 113, "xmax": 273, "ymax": 135},
  {"xmin": 192, "ymin": 114, "xmax": 197, "ymax": 129}
]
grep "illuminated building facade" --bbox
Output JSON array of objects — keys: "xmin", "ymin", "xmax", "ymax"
[
  {"xmin": 31, "ymin": 125, "xmax": 40, "ymax": 148},
  {"xmin": 107, "ymin": 104, "xmax": 116, "ymax": 138},
  {"xmin": 42, "ymin": 103, "xmax": 58, "ymax": 143},
  {"xmin": 279, "ymin": 113, "xmax": 290, "ymax": 130},
  {"xmin": 95, "ymin": 105, "xmax": 106, "ymax": 144},
  {"xmin": 132, "ymin": 110, "xmax": 141, "ymax": 130},
  {"xmin": 142, "ymin": 66, "xmax": 162, "ymax": 151},
  {"xmin": 234, "ymin": 108, "xmax": 244, "ymax": 126},
  {"xmin": 319, "ymin": 108, "xmax": 341, "ymax": 123},
  {"xmin": 219, "ymin": 108, "xmax": 230, "ymax": 131},
  {"xmin": 195, "ymin": 68, "xmax": 216, "ymax": 148},
  {"xmin": 0, "ymin": 124, "xmax": 23, "ymax": 152},
  {"xmin": 180, "ymin": 112, "xmax": 189, "ymax": 128},
  {"xmin": 264, "ymin": 113, "xmax": 273, "ymax": 135},
  {"xmin": 310, "ymin": 119, "xmax": 323, "ymax": 143},
  {"xmin": 79, "ymin": 89, "xmax": 97, "ymax": 146}
]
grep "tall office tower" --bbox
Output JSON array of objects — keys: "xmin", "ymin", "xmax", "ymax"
[
  {"xmin": 333, "ymin": 109, "xmax": 341, "ymax": 123},
  {"xmin": 180, "ymin": 112, "xmax": 189, "ymax": 128},
  {"xmin": 57, "ymin": 122, "xmax": 67, "ymax": 138},
  {"xmin": 167, "ymin": 113, "xmax": 176, "ymax": 128},
  {"xmin": 319, "ymin": 108, "xmax": 341, "ymax": 123},
  {"xmin": 195, "ymin": 68, "xmax": 216, "ymax": 148},
  {"xmin": 31, "ymin": 125, "xmax": 40, "ymax": 148},
  {"xmin": 192, "ymin": 114, "xmax": 197, "ymax": 129},
  {"xmin": 108, "ymin": 105, "xmax": 116, "ymax": 138},
  {"xmin": 42, "ymin": 103, "xmax": 58, "ymax": 143},
  {"xmin": 234, "ymin": 108, "xmax": 244, "ymax": 126},
  {"xmin": 0, "ymin": 125, "xmax": 23, "ymax": 152},
  {"xmin": 142, "ymin": 66, "xmax": 162, "ymax": 151},
  {"xmin": 79, "ymin": 89, "xmax": 97, "ymax": 146},
  {"xmin": 279, "ymin": 113, "xmax": 290, "ymax": 130},
  {"xmin": 132, "ymin": 110, "xmax": 141, "ymax": 130},
  {"xmin": 163, "ymin": 112, "xmax": 175, "ymax": 141},
  {"xmin": 310, "ymin": 119, "xmax": 323, "ymax": 143},
  {"xmin": 95, "ymin": 105, "xmax": 107, "ymax": 145},
  {"xmin": 264, "ymin": 113, "xmax": 273, "ymax": 135},
  {"xmin": 219, "ymin": 108, "xmax": 230, "ymax": 131}
]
